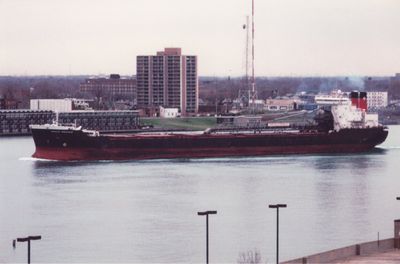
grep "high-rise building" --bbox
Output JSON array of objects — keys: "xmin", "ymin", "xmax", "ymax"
[{"xmin": 136, "ymin": 48, "xmax": 198, "ymax": 115}]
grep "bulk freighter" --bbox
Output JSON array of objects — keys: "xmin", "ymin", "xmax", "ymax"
[{"xmin": 30, "ymin": 92, "xmax": 388, "ymax": 161}]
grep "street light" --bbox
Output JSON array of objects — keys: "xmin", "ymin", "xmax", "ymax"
[
  {"xmin": 269, "ymin": 204, "xmax": 287, "ymax": 264},
  {"xmin": 15, "ymin": 235, "xmax": 42, "ymax": 264},
  {"xmin": 197, "ymin": 210, "xmax": 217, "ymax": 264}
]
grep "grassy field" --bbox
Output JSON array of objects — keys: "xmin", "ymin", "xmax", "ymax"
[{"xmin": 141, "ymin": 117, "xmax": 217, "ymax": 130}]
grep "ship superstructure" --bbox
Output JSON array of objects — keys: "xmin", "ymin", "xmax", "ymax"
[{"xmin": 315, "ymin": 91, "xmax": 379, "ymax": 131}]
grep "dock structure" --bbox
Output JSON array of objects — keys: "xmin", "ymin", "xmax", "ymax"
[{"xmin": 283, "ymin": 220, "xmax": 400, "ymax": 264}]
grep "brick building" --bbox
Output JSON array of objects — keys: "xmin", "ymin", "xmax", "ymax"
[{"xmin": 80, "ymin": 74, "xmax": 136, "ymax": 99}]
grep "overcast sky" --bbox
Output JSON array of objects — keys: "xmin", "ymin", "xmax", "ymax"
[{"xmin": 1, "ymin": 0, "xmax": 399, "ymax": 76}]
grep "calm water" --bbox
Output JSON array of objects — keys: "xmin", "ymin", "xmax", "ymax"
[{"xmin": 1, "ymin": 126, "xmax": 400, "ymax": 263}]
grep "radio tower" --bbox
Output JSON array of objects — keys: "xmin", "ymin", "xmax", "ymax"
[
  {"xmin": 250, "ymin": 0, "xmax": 257, "ymax": 104},
  {"xmin": 239, "ymin": 16, "xmax": 250, "ymax": 106}
]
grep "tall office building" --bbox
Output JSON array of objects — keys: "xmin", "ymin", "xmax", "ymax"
[{"xmin": 136, "ymin": 48, "xmax": 198, "ymax": 115}]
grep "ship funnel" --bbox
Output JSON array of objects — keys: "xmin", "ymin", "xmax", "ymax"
[{"xmin": 350, "ymin": 91, "xmax": 367, "ymax": 111}]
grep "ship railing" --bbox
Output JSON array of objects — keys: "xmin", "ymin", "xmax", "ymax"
[{"xmin": 83, "ymin": 129, "xmax": 99, "ymax": 137}]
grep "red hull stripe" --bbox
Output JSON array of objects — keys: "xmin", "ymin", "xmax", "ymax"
[{"xmin": 33, "ymin": 144, "xmax": 375, "ymax": 161}]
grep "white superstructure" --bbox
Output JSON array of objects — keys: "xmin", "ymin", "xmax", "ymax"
[
  {"xmin": 315, "ymin": 94, "xmax": 350, "ymax": 106},
  {"xmin": 315, "ymin": 91, "xmax": 379, "ymax": 131},
  {"xmin": 331, "ymin": 102, "xmax": 378, "ymax": 131}
]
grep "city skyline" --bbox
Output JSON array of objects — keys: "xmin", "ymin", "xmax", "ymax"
[{"xmin": 1, "ymin": 0, "xmax": 400, "ymax": 76}]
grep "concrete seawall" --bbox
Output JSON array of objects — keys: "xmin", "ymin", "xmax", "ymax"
[
  {"xmin": 283, "ymin": 219, "xmax": 400, "ymax": 263},
  {"xmin": 283, "ymin": 238, "xmax": 395, "ymax": 263}
]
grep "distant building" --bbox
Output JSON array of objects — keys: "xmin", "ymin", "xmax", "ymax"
[
  {"xmin": 80, "ymin": 74, "xmax": 136, "ymax": 99},
  {"xmin": 234, "ymin": 116, "xmax": 262, "ymax": 127},
  {"xmin": 0, "ymin": 109, "xmax": 141, "ymax": 136},
  {"xmin": 0, "ymin": 96, "xmax": 20, "ymax": 109},
  {"xmin": 390, "ymin": 73, "xmax": 400, "ymax": 99},
  {"xmin": 136, "ymin": 48, "xmax": 198, "ymax": 115},
  {"xmin": 0, "ymin": 109, "xmax": 54, "ymax": 135},
  {"xmin": 159, "ymin": 106, "xmax": 179, "ymax": 118},
  {"xmin": 265, "ymin": 99, "xmax": 296, "ymax": 111},
  {"xmin": 249, "ymin": 99, "xmax": 265, "ymax": 111},
  {"xmin": 367, "ymin": 91, "xmax": 388, "ymax": 109},
  {"xmin": 297, "ymin": 103, "xmax": 318, "ymax": 111},
  {"xmin": 0, "ymin": 97, "xmax": 5, "ymax": 109},
  {"xmin": 57, "ymin": 110, "xmax": 140, "ymax": 131},
  {"xmin": 30, "ymin": 98, "xmax": 92, "ymax": 112},
  {"xmin": 297, "ymin": 92, "xmax": 316, "ymax": 104}
]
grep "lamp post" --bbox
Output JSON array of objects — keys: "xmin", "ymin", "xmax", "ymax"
[
  {"xmin": 15, "ymin": 235, "xmax": 41, "ymax": 264},
  {"xmin": 197, "ymin": 210, "xmax": 217, "ymax": 264},
  {"xmin": 269, "ymin": 204, "xmax": 287, "ymax": 264}
]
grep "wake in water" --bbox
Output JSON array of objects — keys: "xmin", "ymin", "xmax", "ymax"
[
  {"xmin": 377, "ymin": 145, "xmax": 400, "ymax": 149},
  {"xmin": 19, "ymin": 157, "xmax": 54, "ymax": 162},
  {"xmin": 19, "ymin": 156, "xmax": 119, "ymax": 162}
]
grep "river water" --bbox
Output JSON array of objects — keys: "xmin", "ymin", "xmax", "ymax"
[{"xmin": 1, "ymin": 126, "xmax": 399, "ymax": 263}]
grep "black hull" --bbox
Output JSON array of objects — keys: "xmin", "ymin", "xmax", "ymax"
[{"xmin": 30, "ymin": 126, "xmax": 389, "ymax": 161}]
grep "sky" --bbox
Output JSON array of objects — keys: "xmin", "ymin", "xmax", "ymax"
[{"xmin": 0, "ymin": 0, "xmax": 399, "ymax": 76}]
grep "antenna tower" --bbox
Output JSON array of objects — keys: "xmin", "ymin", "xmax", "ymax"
[
  {"xmin": 250, "ymin": 0, "xmax": 257, "ymax": 103},
  {"xmin": 239, "ymin": 16, "xmax": 250, "ymax": 106}
]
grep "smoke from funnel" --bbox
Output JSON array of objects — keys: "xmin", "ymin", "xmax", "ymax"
[{"xmin": 346, "ymin": 76, "xmax": 365, "ymax": 90}]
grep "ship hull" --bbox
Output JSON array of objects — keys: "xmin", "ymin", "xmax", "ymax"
[{"xmin": 31, "ymin": 127, "xmax": 388, "ymax": 161}]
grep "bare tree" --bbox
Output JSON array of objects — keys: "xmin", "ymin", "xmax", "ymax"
[{"xmin": 237, "ymin": 249, "xmax": 262, "ymax": 264}]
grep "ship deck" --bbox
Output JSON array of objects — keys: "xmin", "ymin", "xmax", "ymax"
[{"xmin": 102, "ymin": 129, "xmax": 305, "ymax": 138}]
